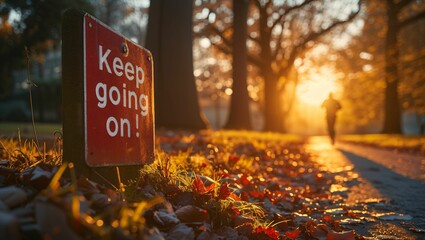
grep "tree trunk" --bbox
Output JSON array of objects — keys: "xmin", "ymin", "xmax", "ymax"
[
  {"xmin": 146, "ymin": 0, "xmax": 208, "ymax": 130},
  {"xmin": 263, "ymin": 71, "xmax": 283, "ymax": 132},
  {"xmin": 382, "ymin": 0, "xmax": 402, "ymax": 133},
  {"xmin": 224, "ymin": 0, "xmax": 251, "ymax": 130}
]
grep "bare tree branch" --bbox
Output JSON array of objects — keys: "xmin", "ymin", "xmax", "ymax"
[
  {"xmin": 212, "ymin": 41, "xmax": 263, "ymax": 68},
  {"xmin": 272, "ymin": 22, "xmax": 285, "ymax": 61},
  {"xmin": 400, "ymin": 10, "xmax": 425, "ymax": 29},
  {"xmin": 211, "ymin": 41, "xmax": 232, "ymax": 54},
  {"xmin": 248, "ymin": 34, "xmax": 260, "ymax": 44},
  {"xmin": 210, "ymin": 25, "xmax": 232, "ymax": 48},
  {"xmin": 278, "ymin": 0, "xmax": 362, "ymax": 76},
  {"xmin": 271, "ymin": 0, "xmax": 316, "ymax": 30},
  {"xmin": 396, "ymin": 0, "xmax": 411, "ymax": 10},
  {"xmin": 252, "ymin": 0, "xmax": 261, "ymax": 9},
  {"xmin": 265, "ymin": 0, "xmax": 273, "ymax": 10}
]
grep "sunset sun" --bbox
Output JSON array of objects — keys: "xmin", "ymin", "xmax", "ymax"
[{"xmin": 296, "ymin": 70, "xmax": 340, "ymax": 106}]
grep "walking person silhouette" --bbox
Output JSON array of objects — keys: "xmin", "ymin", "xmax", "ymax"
[{"xmin": 321, "ymin": 93, "xmax": 341, "ymax": 145}]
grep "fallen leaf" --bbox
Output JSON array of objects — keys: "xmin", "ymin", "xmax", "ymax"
[
  {"xmin": 35, "ymin": 200, "xmax": 83, "ymax": 240},
  {"xmin": 166, "ymin": 223, "xmax": 195, "ymax": 240},
  {"xmin": 0, "ymin": 212, "xmax": 22, "ymax": 240},
  {"xmin": 327, "ymin": 229, "xmax": 355, "ymax": 240},
  {"xmin": 309, "ymin": 223, "xmax": 328, "ymax": 239},
  {"xmin": 226, "ymin": 205, "xmax": 240, "ymax": 217},
  {"xmin": 22, "ymin": 165, "xmax": 54, "ymax": 190},
  {"xmin": 249, "ymin": 190, "xmax": 264, "ymax": 200},
  {"xmin": 0, "ymin": 186, "xmax": 27, "ymax": 208},
  {"xmin": 253, "ymin": 226, "xmax": 279, "ymax": 240},
  {"xmin": 192, "ymin": 176, "xmax": 214, "ymax": 195},
  {"xmin": 237, "ymin": 174, "xmax": 251, "ymax": 186},
  {"xmin": 228, "ymin": 155, "xmax": 240, "ymax": 165},
  {"xmin": 285, "ymin": 230, "xmax": 301, "ymax": 239},
  {"xmin": 77, "ymin": 177, "xmax": 100, "ymax": 196},
  {"xmin": 153, "ymin": 210, "xmax": 180, "ymax": 228},
  {"xmin": 0, "ymin": 166, "xmax": 17, "ymax": 186},
  {"xmin": 232, "ymin": 215, "xmax": 254, "ymax": 227},
  {"xmin": 217, "ymin": 183, "xmax": 230, "ymax": 200},
  {"xmin": 143, "ymin": 226, "xmax": 165, "ymax": 240},
  {"xmin": 215, "ymin": 226, "xmax": 239, "ymax": 239},
  {"xmin": 175, "ymin": 205, "xmax": 209, "ymax": 223}
]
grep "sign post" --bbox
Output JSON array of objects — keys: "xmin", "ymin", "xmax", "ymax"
[{"xmin": 62, "ymin": 9, "xmax": 154, "ymax": 185}]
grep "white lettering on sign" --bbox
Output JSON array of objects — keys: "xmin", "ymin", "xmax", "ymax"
[
  {"xmin": 98, "ymin": 45, "xmax": 145, "ymax": 88},
  {"xmin": 95, "ymin": 82, "xmax": 149, "ymax": 117},
  {"xmin": 99, "ymin": 45, "xmax": 112, "ymax": 73},
  {"xmin": 94, "ymin": 45, "xmax": 150, "ymax": 139},
  {"xmin": 125, "ymin": 62, "xmax": 134, "ymax": 80},
  {"xmin": 106, "ymin": 116, "xmax": 118, "ymax": 137},
  {"xmin": 113, "ymin": 57, "xmax": 124, "ymax": 77}
]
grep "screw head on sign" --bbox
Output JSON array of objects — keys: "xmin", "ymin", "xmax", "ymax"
[{"xmin": 122, "ymin": 42, "xmax": 129, "ymax": 56}]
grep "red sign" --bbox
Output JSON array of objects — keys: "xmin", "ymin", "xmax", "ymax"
[{"xmin": 84, "ymin": 15, "xmax": 154, "ymax": 166}]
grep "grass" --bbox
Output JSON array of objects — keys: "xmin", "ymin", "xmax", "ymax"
[
  {"xmin": 0, "ymin": 133, "xmax": 62, "ymax": 170},
  {"xmin": 0, "ymin": 128, "xmax": 306, "ymax": 238},
  {"xmin": 340, "ymin": 134, "xmax": 425, "ymax": 153}
]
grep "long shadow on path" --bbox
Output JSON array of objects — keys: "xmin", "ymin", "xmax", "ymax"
[{"xmin": 339, "ymin": 149, "xmax": 425, "ymax": 228}]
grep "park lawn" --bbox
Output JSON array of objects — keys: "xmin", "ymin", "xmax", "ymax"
[
  {"xmin": 0, "ymin": 130, "xmax": 415, "ymax": 239},
  {"xmin": 0, "ymin": 130, "xmax": 309, "ymax": 239},
  {"xmin": 0, "ymin": 122, "xmax": 62, "ymax": 137},
  {"xmin": 340, "ymin": 134, "xmax": 425, "ymax": 154}
]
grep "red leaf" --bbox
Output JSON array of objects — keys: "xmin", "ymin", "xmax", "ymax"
[
  {"xmin": 205, "ymin": 182, "xmax": 215, "ymax": 192},
  {"xmin": 323, "ymin": 215, "xmax": 332, "ymax": 223},
  {"xmin": 192, "ymin": 176, "xmax": 206, "ymax": 195},
  {"xmin": 229, "ymin": 193, "xmax": 241, "ymax": 201},
  {"xmin": 285, "ymin": 230, "xmax": 301, "ymax": 239},
  {"xmin": 217, "ymin": 183, "xmax": 231, "ymax": 200},
  {"xmin": 237, "ymin": 174, "xmax": 251, "ymax": 186},
  {"xmin": 327, "ymin": 230, "xmax": 355, "ymax": 240},
  {"xmin": 228, "ymin": 155, "xmax": 240, "ymax": 164},
  {"xmin": 253, "ymin": 226, "xmax": 279, "ymax": 240},
  {"xmin": 249, "ymin": 190, "xmax": 265, "ymax": 200},
  {"xmin": 226, "ymin": 205, "xmax": 240, "ymax": 217},
  {"xmin": 175, "ymin": 205, "xmax": 209, "ymax": 223},
  {"xmin": 309, "ymin": 224, "xmax": 328, "ymax": 239}
]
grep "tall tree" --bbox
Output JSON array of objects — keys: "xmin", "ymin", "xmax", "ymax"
[
  {"xmin": 0, "ymin": 0, "xmax": 93, "ymax": 95},
  {"xmin": 208, "ymin": 0, "xmax": 362, "ymax": 132},
  {"xmin": 146, "ymin": 0, "xmax": 208, "ymax": 130},
  {"xmin": 382, "ymin": 0, "xmax": 425, "ymax": 133},
  {"xmin": 224, "ymin": 0, "xmax": 251, "ymax": 130},
  {"xmin": 399, "ymin": 17, "xmax": 425, "ymax": 134}
]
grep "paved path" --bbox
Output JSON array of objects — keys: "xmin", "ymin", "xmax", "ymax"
[
  {"xmin": 306, "ymin": 136, "xmax": 425, "ymax": 230},
  {"xmin": 337, "ymin": 142, "xmax": 425, "ymax": 181}
]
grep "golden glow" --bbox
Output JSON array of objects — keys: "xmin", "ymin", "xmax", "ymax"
[{"xmin": 296, "ymin": 69, "xmax": 340, "ymax": 106}]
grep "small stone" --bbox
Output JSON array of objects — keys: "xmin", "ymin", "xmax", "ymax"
[
  {"xmin": 0, "ymin": 212, "xmax": 22, "ymax": 240},
  {"xmin": 0, "ymin": 186, "xmax": 27, "ymax": 208},
  {"xmin": 166, "ymin": 223, "xmax": 195, "ymax": 240},
  {"xmin": 0, "ymin": 160, "xmax": 10, "ymax": 167},
  {"xmin": 153, "ymin": 210, "xmax": 180, "ymax": 228}
]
